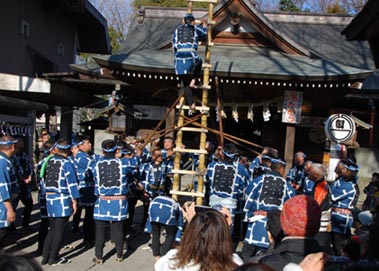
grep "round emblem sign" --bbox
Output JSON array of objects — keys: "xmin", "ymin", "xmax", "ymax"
[{"xmin": 324, "ymin": 114, "xmax": 356, "ymax": 143}]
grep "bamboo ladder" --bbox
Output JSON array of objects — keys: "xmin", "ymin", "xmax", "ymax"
[{"xmin": 170, "ymin": 0, "xmax": 217, "ymax": 205}]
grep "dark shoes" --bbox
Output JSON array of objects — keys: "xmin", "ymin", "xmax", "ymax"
[
  {"xmin": 50, "ymin": 258, "xmax": 72, "ymax": 266},
  {"xmin": 42, "ymin": 257, "xmax": 71, "ymax": 266},
  {"xmin": 93, "ymin": 257, "xmax": 103, "ymax": 264}
]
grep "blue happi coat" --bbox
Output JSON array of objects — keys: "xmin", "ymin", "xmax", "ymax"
[
  {"xmin": 145, "ymin": 196, "xmax": 183, "ymax": 242},
  {"xmin": 93, "ymin": 156, "xmax": 137, "ymax": 221},
  {"xmin": 0, "ymin": 152, "xmax": 19, "ymax": 228},
  {"xmin": 161, "ymin": 149, "xmax": 174, "ymax": 176},
  {"xmin": 244, "ymin": 171, "xmax": 295, "ymax": 248},
  {"xmin": 36, "ymin": 156, "xmax": 49, "ymax": 219},
  {"xmin": 139, "ymin": 147, "xmax": 152, "ymax": 171},
  {"xmin": 249, "ymin": 157, "xmax": 271, "ymax": 183},
  {"xmin": 172, "ymin": 23, "xmax": 207, "ymax": 75},
  {"xmin": 12, "ymin": 151, "xmax": 34, "ymax": 199},
  {"xmin": 286, "ymin": 165, "xmax": 306, "ymax": 188},
  {"xmin": 330, "ymin": 176, "xmax": 359, "ymax": 234},
  {"xmin": 207, "ymin": 160, "xmax": 248, "ymax": 220},
  {"xmin": 42, "ymin": 154, "xmax": 80, "ymax": 217},
  {"xmin": 74, "ymin": 150, "xmax": 96, "ymax": 206},
  {"xmin": 141, "ymin": 162, "xmax": 166, "ymax": 198}
]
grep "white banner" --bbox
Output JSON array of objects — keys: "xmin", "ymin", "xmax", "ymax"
[{"xmin": 282, "ymin": 90, "xmax": 303, "ymax": 124}]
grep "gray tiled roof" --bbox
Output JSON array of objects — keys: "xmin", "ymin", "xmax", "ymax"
[
  {"xmin": 271, "ymin": 20, "xmax": 375, "ymax": 70},
  {"xmin": 94, "ymin": 45, "xmax": 370, "ymax": 81},
  {"xmin": 117, "ymin": 6, "xmax": 374, "ymax": 72}
]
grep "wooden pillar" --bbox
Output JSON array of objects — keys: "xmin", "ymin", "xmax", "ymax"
[
  {"xmin": 28, "ymin": 110, "xmax": 36, "ymax": 163},
  {"xmin": 172, "ymin": 96, "xmax": 185, "ymax": 201},
  {"xmin": 165, "ymin": 108, "xmax": 176, "ymax": 138},
  {"xmin": 60, "ymin": 106, "xmax": 73, "ymax": 142},
  {"xmin": 284, "ymin": 125, "xmax": 295, "ymax": 174}
]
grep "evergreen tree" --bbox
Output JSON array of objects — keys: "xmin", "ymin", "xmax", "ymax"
[{"xmin": 279, "ymin": 0, "xmax": 301, "ymax": 11}]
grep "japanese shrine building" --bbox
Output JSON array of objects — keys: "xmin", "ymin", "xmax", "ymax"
[{"xmin": 72, "ymin": 0, "xmax": 375, "ymax": 165}]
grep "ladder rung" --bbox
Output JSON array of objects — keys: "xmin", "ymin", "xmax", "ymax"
[
  {"xmin": 171, "ymin": 169, "xmax": 206, "ymax": 175},
  {"xmin": 202, "ymin": 63, "xmax": 212, "ymax": 69},
  {"xmin": 196, "ymin": 84, "xmax": 212, "ymax": 90},
  {"xmin": 174, "ymin": 148, "xmax": 208, "ymax": 154},
  {"xmin": 188, "ymin": 0, "xmax": 218, "ymax": 3},
  {"xmin": 178, "ymin": 127, "xmax": 208, "ymax": 132},
  {"xmin": 170, "ymin": 190, "xmax": 204, "ymax": 197},
  {"xmin": 195, "ymin": 20, "xmax": 215, "ymax": 25},
  {"xmin": 176, "ymin": 105, "xmax": 210, "ymax": 111}
]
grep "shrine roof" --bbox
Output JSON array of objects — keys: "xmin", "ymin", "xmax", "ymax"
[{"xmin": 94, "ymin": 45, "xmax": 371, "ymax": 81}]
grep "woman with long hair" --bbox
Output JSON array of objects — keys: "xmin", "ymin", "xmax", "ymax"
[{"xmin": 155, "ymin": 205, "xmax": 243, "ymax": 271}]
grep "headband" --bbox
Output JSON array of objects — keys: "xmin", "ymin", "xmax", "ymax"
[
  {"xmin": 270, "ymin": 158, "xmax": 286, "ymax": 166},
  {"xmin": 341, "ymin": 160, "xmax": 360, "ymax": 172},
  {"xmin": 103, "ymin": 146, "xmax": 118, "ymax": 153},
  {"xmin": 44, "ymin": 142, "xmax": 57, "ymax": 154},
  {"xmin": 121, "ymin": 149, "xmax": 134, "ymax": 155},
  {"xmin": 0, "ymin": 139, "xmax": 18, "ymax": 145},
  {"xmin": 56, "ymin": 144, "xmax": 71, "ymax": 150},
  {"xmin": 76, "ymin": 140, "xmax": 85, "ymax": 146},
  {"xmin": 222, "ymin": 149, "xmax": 236, "ymax": 159}
]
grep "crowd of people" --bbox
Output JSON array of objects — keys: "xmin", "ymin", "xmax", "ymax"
[{"xmin": 0, "ymin": 131, "xmax": 379, "ymax": 271}]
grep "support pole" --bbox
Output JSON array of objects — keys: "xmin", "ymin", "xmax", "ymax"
[
  {"xmin": 215, "ymin": 76, "xmax": 224, "ymax": 147},
  {"xmin": 284, "ymin": 125, "xmax": 296, "ymax": 174}
]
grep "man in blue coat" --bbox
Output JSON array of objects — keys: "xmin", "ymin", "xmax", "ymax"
[
  {"xmin": 92, "ymin": 139, "xmax": 138, "ymax": 263},
  {"xmin": 330, "ymin": 158, "xmax": 359, "ymax": 255},
  {"xmin": 172, "ymin": 13, "xmax": 207, "ymax": 111},
  {"xmin": 206, "ymin": 143, "xmax": 249, "ymax": 223},
  {"xmin": 41, "ymin": 139, "xmax": 80, "ymax": 266},
  {"xmin": 242, "ymin": 158, "xmax": 295, "ymax": 260},
  {"xmin": 73, "ymin": 135, "xmax": 97, "ymax": 248},
  {"xmin": 0, "ymin": 135, "xmax": 18, "ymax": 246}
]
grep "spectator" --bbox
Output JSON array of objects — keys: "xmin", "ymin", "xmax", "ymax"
[
  {"xmin": 354, "ymin": 210, "xmax": 372, "ymax": 256},
  {"xmin": 362, "ymin": 172, "xmax": 379, "ymax": 211},
  {"xmin": 155, "ymin": 206, "xmax": 243, "ymax": 271},
  {"xmin": 0, "ymin": 253, "xmax": 43, "ymax": 271},
  {"xmin": 259, "ymin": 195, "xmax": 322, "ymax": 271}
]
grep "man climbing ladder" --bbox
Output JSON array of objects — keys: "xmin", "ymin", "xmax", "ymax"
[
  {"xmin": 171, "ymin": 0, "xmax": 217, "ymax": 205},
  {"xmin": 172, "ymin": 13, "xmax": 208, "ymax": 113}
]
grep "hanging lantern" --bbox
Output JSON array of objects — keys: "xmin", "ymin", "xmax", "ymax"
[
  {"xmin": 263, "ymin": 104, "xmax": 271, "ymax": 122},
  {"xmin": 247, "ymin": 104, "xmax": 254, "ymax": 123},
  {"xmin": 232, "ymin": 103, "xmax": 239, "ymax": 123}
]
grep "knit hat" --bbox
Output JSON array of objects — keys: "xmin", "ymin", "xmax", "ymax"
[
  {"xmin": 280, "ymin": 195, "xmax": 321, "ymax": 237},
  {"xmin": 358, "ymin": 210, "xmax": 372, "ymax": 226}
]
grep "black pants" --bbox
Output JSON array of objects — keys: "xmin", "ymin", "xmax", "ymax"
[
  {"xmin": 179, "ymin": 58, "xmax": 202, "ymax": 106},
  {"xmin": 0, "ymin": 227, "xmax": 7, "ymax": 248},
  {"xmin": 95, "ymin": 220, "xmax": 124, "ymax": 259},
  {"xmin": 42, "ymin": 217, "xmax": 69, "ymax": 264},
  {"xmin": 125, "ymin": 198, "xmax": 137, "ymax": 235},
  {"xmin": 19, "ymin": 196, "xmax": 33, "ymax": 227},
  {"xmin": 331, "ymin": 231, "xmax": 350, "ymax": 256},
  {"xmin": 38, "ymin": 218, "xmax": 49, "ymax": 254},
  {"xmin": 241, "ymin": 243, "xmax": 265, "ymax": 262},
  {"xmin": 315, "ymin": 231, "xmax": 333, "ymax": 255},
  {"xmin": 151, "ymin": 222, "xmax": 177, "ymax": 257},
  {"xmin": 83, "ymin": 205, "xmax": 95, "ymax": 242},
  {"xmin": 142, "ymin": 196, "xmax": 150, "ymax": 226},
  {"xmin": 72, "ymin": 205, "xmax": 83, "ymax": 231}
]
